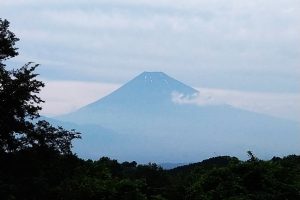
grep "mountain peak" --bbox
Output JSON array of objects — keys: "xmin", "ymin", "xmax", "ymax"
[
  {"xmin": 128, "ymin": 71, "xmax": 198, "ymax": 94},
  {"xmin": 133, "ymin": 71, "xmax": 195, "ymax": 90},
  {"xmin": 140, "ymin": 71, "xmax": 167, "ymax": 77},
  {"xmin": 136, "ymin": 71, "xmax": 173, "ymax": 85},
  {"xmin": 141, "ymin": 71, "xmax": 165, "ymax": 75},
  {"xmin": 139, "ymin": 71, "xmax": 169, "ymax": 79},
  {"xmin": 87, "ymin": 71, "xmax": 199, "ymax": 107}
]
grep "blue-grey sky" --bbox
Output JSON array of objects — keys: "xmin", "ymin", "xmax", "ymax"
[{"xmin": 0, "ymin": 0, "xmax": 299, "ymax": 119}]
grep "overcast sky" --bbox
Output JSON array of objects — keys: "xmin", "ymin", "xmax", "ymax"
[{"xmin": 1, "ymin": 0, "xmax": 299, "ymax": 120}]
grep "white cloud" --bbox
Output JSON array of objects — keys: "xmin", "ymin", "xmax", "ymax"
[
  {"xmin": 39, "ymin": 80, "xmax": 300, "ymax": 122},
  {"xmin": 1, "ymin": 0, "xmax": 299, "ymax": 92},
  {"xmin": 173, "ymin": 87, "xmax": 300, "ymax": 122},
  {"xmin": 172, "ymin": 91, "xmax": 218, "ymax": 106},
  {"xmin": 39, "ymin": 80, "xmax": 120, "ymax": 116}
]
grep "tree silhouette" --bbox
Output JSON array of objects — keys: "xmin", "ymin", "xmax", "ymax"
[
  {"xmin": 0, "ymin": 18, "xmax": 80, "ymax": 153},
  {"xmin": 0, "ymin": 18, "xmax": 19, "ymax": 61},
  {"xmin": 25, "ymin": 120, "xmax": 80, "ymax": 154}
]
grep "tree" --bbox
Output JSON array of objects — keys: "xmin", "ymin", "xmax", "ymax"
[
  {"xmin": 0, "ymin": 18, "xmax": 19, "ymax": 62},
  {"xmin": 0, "ymin": 63, "xmax": 45, "ymax": 152},
  {"xmin": 25, "ymin": 120, "xmax": 80, "ymax": 154},
  {"xmin": 0, "ymin": 18, "xmax": 80, "ymax": 154}
]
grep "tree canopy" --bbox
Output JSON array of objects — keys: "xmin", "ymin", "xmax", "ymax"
[
  {"xmin": 0, "ymin": 18, "xmax": 19, "ymax": 61},
  {"xmin": 0, "ymin": 18, "xmax": 80, "ymax": 154}
]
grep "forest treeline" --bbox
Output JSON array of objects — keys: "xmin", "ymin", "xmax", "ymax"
[
  {"xmin": 1, "ymin": 18, "xmax": 300, "ymax": 200},
  {"xmin": 1, "ymin": 151, "xmax": 300, "ymax": 200}
]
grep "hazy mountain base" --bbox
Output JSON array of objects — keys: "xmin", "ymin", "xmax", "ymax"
[{"xmin": 56, "ymin": 104, "xmax": 300, "ymax": 163}]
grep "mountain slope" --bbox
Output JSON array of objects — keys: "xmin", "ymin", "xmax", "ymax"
[
  {"xmin": 59, "ymin": 72, "xmax": 199, "ymax": 124},
  {"xmin": 56, "ymin": 72, "xmax": 300, "ymax": 162}
]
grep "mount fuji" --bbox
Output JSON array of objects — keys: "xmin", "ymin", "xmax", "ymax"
[{"xmin": 55, "ymin": 72, "xmax": 300, "ymax": 163}]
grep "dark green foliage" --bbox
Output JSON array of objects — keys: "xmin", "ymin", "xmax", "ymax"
[
  {"xmin": 1, "ymin": 153, "xmax": 300, "ymax": 200},
  {"xmin": 0, "ymin": 62, "xmax": 45, "ymax": 152},
  {"xmin": 0, "ymin": 18, "xmax": 80, "ymax": 153},
  {"xmin": 25, "ymin": 120, "xmax": 81, "ymax": 154},
  {"xmin": 175, "ymin": 155, "xmax": 300, "ymax": 200},
  {"xmin": 0, "ymin": 18, "xmax": 45, "ymax": 152},
  {"xmin": 0, "ymin": 18, "xmax": 19, "ymax": 61},
  {"xmin": 0, "ymin": 152, "xmax": 169, "ymax": 200}
]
